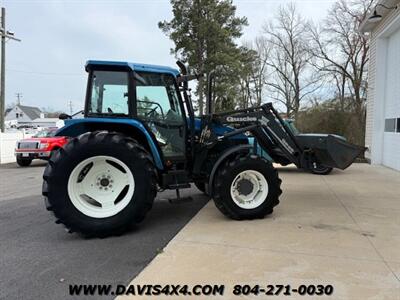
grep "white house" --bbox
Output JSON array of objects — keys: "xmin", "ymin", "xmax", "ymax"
[
  {"xmin": 4, "ymin": 104, "xmax": 62, "ymax": 129},
  {"xmin": 5, "ymin": 104, "xmax": 42, "ymax": 127},
  {"xmin": 360, "ymin": 0, "xmax": 400, "ymax": 171}
]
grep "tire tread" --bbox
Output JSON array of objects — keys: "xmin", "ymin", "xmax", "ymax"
[
  {"xmin": 42, "ymin": 131, "xmax": 157, "ymax": 238},
  {"xmin": 213, "ymin": 154, "xmax": 282, "ymax": 220}
]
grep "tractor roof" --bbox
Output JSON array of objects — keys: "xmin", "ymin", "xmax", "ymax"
[{"xmin": 86, "ymin": 60, "xmax": 180, "ymax": 77}]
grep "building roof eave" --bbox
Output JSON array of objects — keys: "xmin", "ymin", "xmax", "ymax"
[{"xmin": 359, "ymin": 0, "xmax": 399, "ymax": 33}]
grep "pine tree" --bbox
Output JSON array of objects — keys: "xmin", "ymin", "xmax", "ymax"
[{"xmin": 159, "ymin": 0, "xmax": 248, "ymax": 114}]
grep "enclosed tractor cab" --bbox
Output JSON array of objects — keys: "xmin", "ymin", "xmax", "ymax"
[{"xmin": 43, "ymin": 60, "xmax": 364, "ymax": 237}]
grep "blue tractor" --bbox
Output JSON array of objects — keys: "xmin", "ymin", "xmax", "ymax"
[{"xmin": 43, "ymin": 60, "xmax": 364, "ymax": 237}]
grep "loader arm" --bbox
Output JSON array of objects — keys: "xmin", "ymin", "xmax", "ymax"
[
  {"xmin": 205, "ymin": 103, "xmax": 364, "ymax": 170},
  {"xmin": 207, "ymin": 103, "xmax": 303, "ymax": 167}
]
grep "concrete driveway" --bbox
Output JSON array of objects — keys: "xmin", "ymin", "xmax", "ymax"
[
  {"xmin": 0, "ymin": 161, "xmax": 208, "ymax": 300},
  {"xmin": 122, "ymin": 164, "xmax": 400, "ymax": 300}
]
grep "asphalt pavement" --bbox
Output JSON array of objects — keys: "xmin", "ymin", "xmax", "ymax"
[{"xmin": 0, "ymin": 161, "xmax": 208, "ymax": 300}]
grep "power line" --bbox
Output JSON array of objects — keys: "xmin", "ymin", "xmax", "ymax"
[{"xmin": 6, "ymin": 68, "xmax": 82, "ymax": 76}]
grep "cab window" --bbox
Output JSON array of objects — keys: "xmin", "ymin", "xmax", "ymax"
[
  {"xmin": 136, "ymin": 73, "xmax": 183, "ymax": 123},
  {"xmin": 135, "ymin": 72, "xmax": 185, "ymax": 158},
  {"xmin": 88, "ymin": 71, "xmax": 129, "ymax": 116}
]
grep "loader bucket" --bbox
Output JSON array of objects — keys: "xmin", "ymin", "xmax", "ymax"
[{"xmin": 296, "ymin": 134, "xmax": 366, "ymax": 170}]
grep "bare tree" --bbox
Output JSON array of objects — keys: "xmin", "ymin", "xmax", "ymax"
[
  {"xmin": 238, "ymin": 37, "xmax": 270, "ymax": 109},
  {"xmin": 250, "ymin": 37, "xmax": 270, "ymax": 107},
  {"xmin": 307, "ymin": 0, "xmax": 374, "ymax": 116},
  {"xmin": 262, "ymin": 3, "xmax": 320, "ymax": 118}
]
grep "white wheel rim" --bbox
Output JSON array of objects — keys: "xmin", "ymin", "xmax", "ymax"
[
  {"xmin": 67, "ymin": 155, "xmax": 135, "ymax": 218},
  {"xmin": 230, "ymin": 170, "xmax": 269, "ymax": 209}
]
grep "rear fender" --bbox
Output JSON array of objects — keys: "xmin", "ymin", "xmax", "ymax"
[{"xmin": 56, "ymin": 118, "xmax": 164, "ymax": 170}]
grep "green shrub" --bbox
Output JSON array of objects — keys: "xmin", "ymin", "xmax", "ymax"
[{"xmin": 295, "ymin": 99, "xmax": 365, "ymax": 147}]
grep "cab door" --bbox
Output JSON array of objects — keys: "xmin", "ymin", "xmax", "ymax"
[{"xmin": 135, "ymin": 72, "xmax": 186, "ymax": 161}]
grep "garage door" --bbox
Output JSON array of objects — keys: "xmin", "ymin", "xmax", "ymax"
[{"xmin": 383, "ymin": 27, "xmax": 400, "ymax": 171}]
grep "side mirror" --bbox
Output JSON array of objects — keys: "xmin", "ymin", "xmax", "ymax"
[{"xmin": 59, "ymin": 113, "xmax": 71, "ymax": 120}]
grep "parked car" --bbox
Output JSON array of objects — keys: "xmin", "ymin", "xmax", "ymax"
[
  {"xmin": 15, "ymin": 128, "xmax": 68, "ymax": 167},
  {"xmin": 17, "ymin": 124, "xmax": 38, "ymax": 130}
]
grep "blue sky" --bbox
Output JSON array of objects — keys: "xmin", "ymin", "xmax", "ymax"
[{"xmin": 2, "ymin": 0, "xmax": 335, "ymax": 113}]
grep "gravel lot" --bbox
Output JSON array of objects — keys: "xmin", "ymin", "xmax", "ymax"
[{"xmin": 0, "ymin": 161, "xmax": 208, "ymax": 300}]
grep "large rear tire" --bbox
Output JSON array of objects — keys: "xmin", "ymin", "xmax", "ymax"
[
  {"xmin": 42, "ymin": 131, "xmax": 157, "ymax": 237},
  {"xmin": 213, "ymin": 155, "xmax": 282, "ymax": 220}
]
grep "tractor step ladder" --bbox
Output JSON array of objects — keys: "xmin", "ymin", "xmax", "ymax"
[{"xmin": 168, "ymin": 187, "xmax": 193, "ymax": 204}]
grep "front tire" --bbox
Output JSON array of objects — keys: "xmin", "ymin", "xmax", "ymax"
[
  {"xmin": 213, "ymin": 155, "xmax": 282, "ymax": 220},
  {"xmin": 42, "ymin": 131, "xmax": 157, "ymax": 237},
  {"xmin": 17, "ymin": 157, "xmax": 32, "ymax": 167}
]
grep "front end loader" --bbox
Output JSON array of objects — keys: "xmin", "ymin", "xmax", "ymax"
[{"xmin": 205, "ymin": 103, "xmax": 365, "ymax": 177}]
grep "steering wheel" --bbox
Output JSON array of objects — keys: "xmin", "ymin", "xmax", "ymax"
[
  {"xmin": 146, "ymin": 107, "xmax": 158, "ymax": 118},
  {"xmin": 146, "ymin": 106, "xmax": 165, "ymax": 119}
]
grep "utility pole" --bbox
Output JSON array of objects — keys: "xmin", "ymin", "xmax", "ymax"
[
  {"xmin": 0, "ymin": 7, "xmax": 21, "ymax": 132},
  {"xmin": 68, "ymin": 100, "xmax": 73, "ymax": 115},
  {"xmin": 15, "ymin": 92, "xmax": 22, "ymax": 105}
]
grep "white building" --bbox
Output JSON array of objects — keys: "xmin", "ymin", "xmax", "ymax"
[
  {"xmin": 32, "ymin": 117, "xmax": 64, "ymax": 128},
  {"xmin": 5, "ymin": 104, "xmax": 61, "ymax": 129},
  {"xmin": 5, "ymin": 104, "xmax": 42, "ymax": 127},
  {"xmin": 360, "ymin": 0, "xmax": 400, "ymax": 171}
]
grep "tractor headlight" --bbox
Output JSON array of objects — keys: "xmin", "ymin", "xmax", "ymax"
[{"xmin": 39, "ymin": 143, "xmax": 49, "ymax": 149}]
